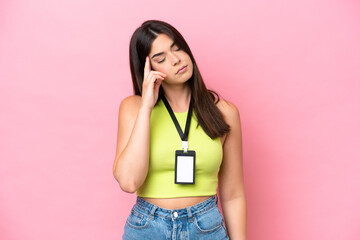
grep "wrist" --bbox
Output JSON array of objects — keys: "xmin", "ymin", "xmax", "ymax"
[{"xmin": 139, "ymin": 105, "xmax": 152, "ymax": 116}]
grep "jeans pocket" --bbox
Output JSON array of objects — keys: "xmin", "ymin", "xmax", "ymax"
[
  {"xmin": 125, "ymin": 206, "xmax": 151, "ymax": 229},
  {"xmin": 194, "ymin": 205, "xmax": 224, "ymax": 233}
]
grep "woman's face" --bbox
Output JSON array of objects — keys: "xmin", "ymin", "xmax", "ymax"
[{"xmin": 148, "ymin": 33, "xmax": 193, "ymax": 85}]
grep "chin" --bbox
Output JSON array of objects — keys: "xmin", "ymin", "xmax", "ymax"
[{"xmin": 186, "ymin": 70, "xmax": 193, "ymax": 81}]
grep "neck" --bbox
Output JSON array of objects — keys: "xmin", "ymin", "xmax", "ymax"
[{"xmin": 161, "ymin": 83, "xmax": 191, "ymax": 111}]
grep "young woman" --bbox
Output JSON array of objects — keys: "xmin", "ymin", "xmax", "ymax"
[{"xmin": 113, "ymin": 20, "xmax": 246, "ymax": 240}]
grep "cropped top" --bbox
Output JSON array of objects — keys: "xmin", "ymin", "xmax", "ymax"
[{"xmin": 136, "ymin": 98, "xmax": 223, "ymax": 198}]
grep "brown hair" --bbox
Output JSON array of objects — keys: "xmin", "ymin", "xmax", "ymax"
[{"xmin": 129, "ymin": 20, "xmax": 230, "ymax": 139}]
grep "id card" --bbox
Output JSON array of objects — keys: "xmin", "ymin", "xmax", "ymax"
[{"xmin": 175, "ymin": 150, "xmax": 196, "ymax": 184}]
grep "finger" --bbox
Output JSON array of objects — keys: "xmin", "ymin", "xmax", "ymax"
[
  {"xmin": 146, "ymin": 71, "xmax": 165, "ymax": 83},
  {"xmin": 144, "ymin": 56, "xmax": 150, "ymax": 77},
  {"xmin": 154, "ymin": 79, "xmax": 162, "ymax": 93},
  {"xmin": 154, "ymin": 76, "xmax": 164, "ymax": 83},
  {"xmin": 143, "ymin": 74, "xmax": 163, "ymax": 90},
  {"xmin": 152, "ymin": 74, "xmax": 164, "ymax": 83},
  {"xmin": 154, "ymin": 79, "xmax": 163, "ymax": 88},
  {"xmin": 146, "ymin": 71, "xmax": 166, "ymax": 81},
  {"xmin": 152, "ymin": 71, "xmax": 167, "ymax": 77}
]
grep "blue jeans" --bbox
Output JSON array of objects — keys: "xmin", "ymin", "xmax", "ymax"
[{"xmin": 122, "ymin": 194, "xmax": 229, "ymax": 240}]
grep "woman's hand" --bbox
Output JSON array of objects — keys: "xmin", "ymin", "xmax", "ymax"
[{"xmin": 140, "ymin": 56, "xmax": 167, "ymax": 110}]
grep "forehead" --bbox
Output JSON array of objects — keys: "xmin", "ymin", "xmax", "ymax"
[{"xmin": 149, "ymin": 34, "xmax": 175, "ymax": 53}]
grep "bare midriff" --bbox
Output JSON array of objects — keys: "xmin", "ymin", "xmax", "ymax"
[{"xmin": 141, "ymin": 195, "xmax": 213, "ymax": 209}]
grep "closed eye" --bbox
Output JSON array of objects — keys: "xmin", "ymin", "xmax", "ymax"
[{"xmin": 157, "ymin": 47, "xmax": 181, "ymax": 64}]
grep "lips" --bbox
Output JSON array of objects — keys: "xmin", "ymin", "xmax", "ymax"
[{"xmin": 176, "ymin": 65, "xmax": 187, "ymax": 74}]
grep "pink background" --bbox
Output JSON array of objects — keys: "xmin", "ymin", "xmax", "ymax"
[{"xmin": 1, "ymin": 0, "xmax": 360, "ymax": 239}]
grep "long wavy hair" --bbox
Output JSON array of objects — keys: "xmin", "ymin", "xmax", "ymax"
[{"xmin": 129, "ymin": 20, "xmax": 230, "ymax": 139}]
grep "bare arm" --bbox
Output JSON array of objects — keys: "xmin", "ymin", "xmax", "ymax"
[
  {"xmin": 112, "ymin": 97, "xmax": 152, "ymax": 193},
  {"xmin": 113, "ymin": 56, "xmax": 166, "ymax": 193},
  {"xmin": 218, "ymin": 99, "xmax": 247, "ymax": 240}
]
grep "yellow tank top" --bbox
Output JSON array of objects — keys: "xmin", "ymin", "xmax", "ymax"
[{"xmin": 136, "ymin": 98, "xmax": 223, "ymax": 198}]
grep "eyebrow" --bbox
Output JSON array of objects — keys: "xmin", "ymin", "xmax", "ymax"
[{"xmin": 151, "ymin": 41, "xmax": 176, "ymax": 59}]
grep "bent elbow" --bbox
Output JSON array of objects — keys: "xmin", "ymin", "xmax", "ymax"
[
  {"xmin": 120, "ymin": 182, "xmax": 137, "ymax": 193},
  {"xmin": 113, "ymin": 166, "xmax": 138, "ymax": 193},
  {"xmin": 116, "ymin": 177, "xmax": 137, "ymax": 193}
]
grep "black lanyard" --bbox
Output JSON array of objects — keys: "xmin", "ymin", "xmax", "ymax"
[{"xmin": 161, "ymin": 94, "xmax": 193, "ymax": 152}]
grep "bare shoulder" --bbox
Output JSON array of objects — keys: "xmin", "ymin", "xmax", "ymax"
[
  {"xmin": 118, "ymin": 95, "xmax": 142, "ymax": 117},
  {"xmin": 215, "ymin": 98, "xmax": 240, "ymax": 124},
  {"xmin": 215, "ymin": 98, "xmax": 242, "ymax": 147}
]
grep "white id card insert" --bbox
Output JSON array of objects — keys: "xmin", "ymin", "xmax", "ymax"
[{"xmin": 175, "ymin": 150, "xmax": 195, "ymax": 184}]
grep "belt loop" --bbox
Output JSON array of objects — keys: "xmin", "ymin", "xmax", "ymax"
[
  {"xmin": 186, "ymin": 207, "xmax": 193, "ymax": 218},
  {"xmin": 215, "ymin": 193, "xmax": 219, "ymax": 204},
  {"xmin": 150, "ymin": 205, "xmax": 158, "ymax": 219}
]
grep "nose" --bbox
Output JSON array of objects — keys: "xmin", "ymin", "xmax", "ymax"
[{"xmin": 170, "ymin": 52, "xmax": 180, "ymax": 65}]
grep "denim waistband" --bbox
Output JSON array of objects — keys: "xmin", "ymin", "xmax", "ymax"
[{"xmin": 134, "ymin": 194, "xmax": 219, "ymax": 220}]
